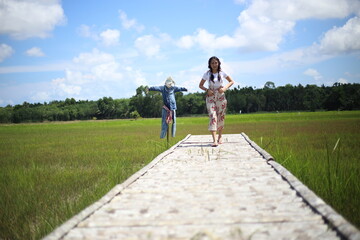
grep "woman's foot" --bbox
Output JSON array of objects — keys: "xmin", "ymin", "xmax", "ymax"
[
  {"xmin": 218, "ymin": 137, "xmax": 223, "ymax": 144},
  {"xmin": 211, "ymin": 131, "xmax": 217, "ymax": 147}
]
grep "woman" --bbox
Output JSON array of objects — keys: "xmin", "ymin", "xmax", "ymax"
[{"xmin": 199, "ymin": 56, "xmax": 234, "ymax": 147}]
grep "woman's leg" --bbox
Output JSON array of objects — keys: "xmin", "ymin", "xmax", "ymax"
[
  {"xmin": 206, "ymin": 96, "xmax": 217, "ymax": 132},
  {"xmin": 218, "ymin": 129, "xmax": 223, "ymax": 144},
  {"xmin": 211, "ymin": 130, "xmax": 217, "ymax": 146},
  {"xmin": 216, "ymin": 93, "xmax": 227, "ymax": 144},
  {"xmin": 206, "ymin": 96, "xmax": 218, "ymax": 146}
]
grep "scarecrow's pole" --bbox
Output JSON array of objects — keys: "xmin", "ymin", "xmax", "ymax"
[{"xmin": 166, "ymin": 123, "xmax": 170, "ymax": 148}]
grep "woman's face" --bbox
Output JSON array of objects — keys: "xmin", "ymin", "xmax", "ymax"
[{"xmin": 210, "ymin": 59, "xmax": 219, "ymax": 72}]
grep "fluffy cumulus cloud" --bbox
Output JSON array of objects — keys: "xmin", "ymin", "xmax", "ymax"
[
  {"xmin": 197, "ymin": 29, "xmax": 241, "ymax": 50},
  {"xmin": 176, "ymin": 35, "xmax": 195, "ymax": 49},
  {"xmin": 77, "ymin": 24, "xmax": 99, "ymax": 40},
  {"xmin": 51, "ymin": 49, "xmax": 119, "ymax": 98},
  {"xmin": 224, "ymin": 1, "xmax": 360, "ymax": 75},
  {"xmin": 124, "ymin": 66, "xmax": 147, "ymax": 86},
  {"xmin": 226, "ymin": 45, "xmax": 330, "ymax": 77},
  {"xmin": 235, "ymin": 11, "xmax": 294, "ymax": 51},
  {"xmin": 176, "ymin": 30, "xmax": 237, "ymax": 53},
  {"xmin": 135, "ymin": 34, "xmax": 171, "ymax": 57},
  {"xmin": 176, "ymin": 0, "xmax": 359, "ymax": 52},
  {"xmin": 319, "ymin": 16, "xmax": 360, "ymax": 54},
  {"xmin": 176, "ymin": 29, "xmax": 244, "ymax": 52},
  {"xmin": 252, "ymin": 0, "xmax": 355, "ymax": 21},
  {"xmin": 50, "ymin": 49, "xmax": 146, "ymax": 100},
  {"xmin": 119, "ymin": 10, "xmax": 144, "ymax": 32},
  {"xmin": 338, "ymin": 78, "xmax": 349, "ymax": 84},
  {"xmin": 70, "ymin": 49, "xmax": 123, "ymax": 83},
  {"xmin": 25, "ymin": 47, "xmax": 45, "ymax": 57},
  {"xmin": 0, "ymin": 44, "xmax": 14, "ymax": 62},
  {"xmin": 52, "ymin": 77, "xmax": 82, "ymax": 96},
  {"xmin": 235, "ymin": 0, "xmax": 359, "ymax": 51},
  {"xmin": 304, "ymin": 68, "xmax": 322, "ymax": 81},
  {"xmin": 78, "ymin": 26, "xmax": 121, "ymax": 46},
  {"xmin": 30, "ymin": 91, "xmax": 51, "ymax": 103},
  {"xmin": 234, "ymin": 0, "xmax": 248, "ymax": 4},
  {"xmin": 135, "ymin": 35, "xmax": 160, "ymax": 57},
  {"xmin": 0, "ymin": 0, "xmax": 66, "ymax": 39},
  {"xmin": 100, "ymin": 29, "xmax": 120, "ymax": 46},
  {"xmin": 73, "ymin": 49, "xmax": 115, "ymax": 67}
]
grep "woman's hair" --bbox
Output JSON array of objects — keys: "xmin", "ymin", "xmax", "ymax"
[{"xmin": 208, "ymin": 56, "xmax": 221, "ymax": 83}]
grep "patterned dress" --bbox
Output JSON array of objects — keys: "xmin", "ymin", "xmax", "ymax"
[{"xmin": 203, "ymin": 71, "xmax": 228, "ymax": 131}]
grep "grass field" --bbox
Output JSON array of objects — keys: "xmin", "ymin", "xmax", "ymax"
[{"xmin": 0, "ymin": 111, "xmax": 359, "ymax": 239}]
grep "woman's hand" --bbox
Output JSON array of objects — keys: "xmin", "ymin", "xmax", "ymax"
[
  {"xmin": 218, "ymin": 87, "xmax": 226, "ymax": 94},
  {"xmin": 207, "ymin": 89, "xmax": 214, "ymax": 96}
]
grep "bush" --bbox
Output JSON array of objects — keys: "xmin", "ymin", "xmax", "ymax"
[{"xmin": 130, "ymin": 110, "xmax": 141, "ymax": 120}]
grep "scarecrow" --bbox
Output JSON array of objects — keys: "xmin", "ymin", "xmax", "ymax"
[{"xmin": 147, "ymin": 77, "xmax": 187, "ymax": 140}]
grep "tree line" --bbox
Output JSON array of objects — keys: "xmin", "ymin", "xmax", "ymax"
[{"xmin": 0, "ymin": 82, "xmax": 359, "ymax": 123}]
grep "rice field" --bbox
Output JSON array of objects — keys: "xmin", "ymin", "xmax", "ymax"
[{"xmin": 0, "ymin": 111, "xmax": 359, "ymax": 239}]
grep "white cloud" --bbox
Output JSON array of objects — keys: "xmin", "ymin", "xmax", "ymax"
[
  {"xmin": 0, "ymin": 77, "xmax": 68, "ymax": 105},
  {"xmin": 78, "ymin": 26, "xmax": 121, "ymax": 46},
  {"xmin": 134, "ymin": 34, "xmax": 171, "ymax": 57},
  {"xmin": 174, "ymin": 4, "xmax": 294, "ymax": 52},
  {"xmin": 78, "ymin": 24, "xmax": 91, "ymax": 38},
  {"xmin": 338, "ymin": 78, "xmax": 349, "ymax": 84},
  {"xmin": 70, "ymin": 49, "xmax": 123, "ymax": 83},
  {"xmin": 234, "ymin": 0, "xmax": 248, "ymax": 4},
  {"xmin": 236, "ymin": 12, "xmax": 294, "ymax": 51},
  {"xmin": 47, "ymin": 48, "xmax": 147, "ymax": 101},
  {"xmin": 119, "ymin": 10, "xmax": 144, "ymax": 32},
  {"xmin": 125, "ymin": 67, "xmax": 147, "ymax": 86},
  {"xmin": 135, "ymin": 35, "xmax": 160, "ymax": 57},
  {"xmin": 0, "ymin": 61, "xmax": 71, "ymax": 74},
  {"xmin": 304, "ymin": 68, "xmax": 322, "ymax": 81},
  {"xmin": 100, "ymin": 29, "xmax": 120, "ymax": 46},
  {"xmin": 232, "ymin": 0, "xmax": 358, "ymax": 51},
  {"xmin": 77, "ymin": 24, "xmax": 99, "ymax": 40},
  {"xmin": 52, "ymin": 77, "xmax": 82, "ymax": 95},
  {"xmin": 0, "ymin": 44, "xmax": 14, "ymax": 62},
  {"xmin": 25, "ymin": 47, "xmax": 45, "ymax": 57},
  {"xmin": 176, "ymin": 28, "xmax": 242, "ymax": 52},
  {"xmin": 252, "ymin": 0, "xmax": 355, "ymax": 21},
  {"xmin": 235, "ymin": 0, "xmax": 360, "ymax": 51},
  {"xmin": 222, "ymin": 2, "xmax": 360, "ymax": 76},
  {"xmin": 196, "ymin": 29, "xmax": 241, "ymax": 50},
  {"xmin": 0, "ymin": 0, "xmax": 66, "ymax": 39},
  {"xmin": 319, "ymin": 16, "xmax": 360, "ymax": 54},
  {"xmin": 176, "ymin": 0, "xmax": 359, "ymax": 52},
  {"xmin": 226, "ymin": 44, "xmax": 330, "ymax": 77},
  {"xmin": 173, "ymin": 64, "xmax": 205, "ymax": 93},
  {"xmin": 51, "ymin": 49, "xmax": 123, "ymax": 98},
  {"xmin": 176, "ymin": 35, "xmax": 195, "ymax": 49},
  {"xmin": 73, "ymin": 48, "xmax": 114, "ymax": 66},
  {"xmin": 30, "ymin": 91, "xmax": 51, "ymax": 102}
]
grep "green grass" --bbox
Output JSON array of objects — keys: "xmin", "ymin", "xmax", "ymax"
[
  {"xmin": 0, "ymin": 111, "xmax": 359, "ymax": 239},
  {"xmin": 0, "ymin": 119, "xmax": 178, "ymax": 240}
]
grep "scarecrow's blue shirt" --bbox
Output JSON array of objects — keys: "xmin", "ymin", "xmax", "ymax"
[{"xmin": 148, "ymin": 85, "xmax": 187, "ymax": 110}]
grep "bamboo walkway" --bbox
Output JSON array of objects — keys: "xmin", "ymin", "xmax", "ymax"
[{"xmin": 44, "ymin": 134, "xmax": 360, "ymax": 240}]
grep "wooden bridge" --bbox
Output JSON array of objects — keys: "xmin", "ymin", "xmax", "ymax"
[{"xmin": 44, "ymin": 134, "xmax": 360, "ymax": 240}]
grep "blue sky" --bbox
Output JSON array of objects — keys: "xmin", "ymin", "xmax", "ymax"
[{"xmin": 0, "ymin": 0, "xmax": 359, "ymax": 106}]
